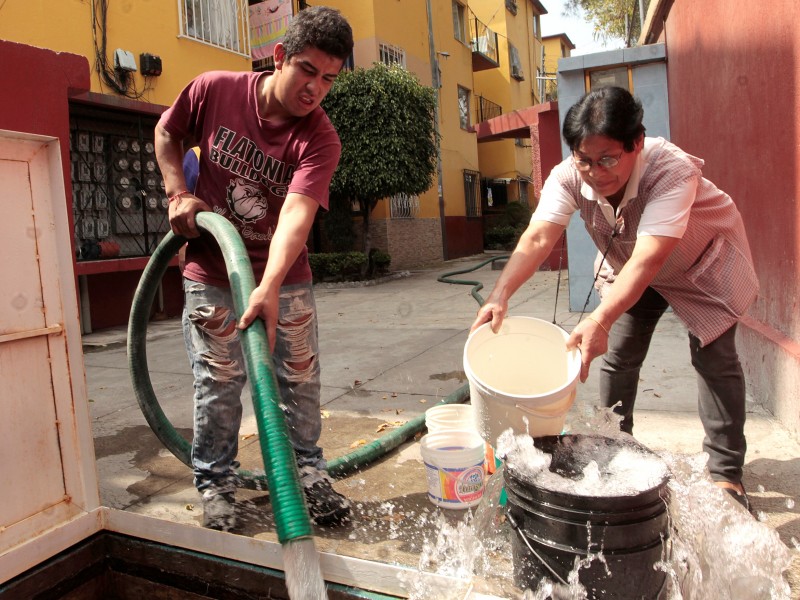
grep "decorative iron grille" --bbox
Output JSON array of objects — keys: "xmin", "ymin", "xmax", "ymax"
[
  {"xmin": 389, "ymin": 193, "xmax": 420, "ymax": 219},
  {"xmin": 69, "ymin": 105, "xmax": 168, "ymax": 261}
]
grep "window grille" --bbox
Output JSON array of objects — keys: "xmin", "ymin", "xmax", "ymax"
[
  {"xmin": 458, "ymin": 86, "xmax": 471, "ymax": 129},
  {"xmin": 389, "ymin": 193, "xmax": 420, "ymax": 219},
  {"xmin": 463, "ymin": 170, "xmax": 481, "ymax": 217},
  {"xmin": 379, "ymin": 43, "xmax": 406, "ymax": 67},
  {"xmin": 69, "ymin": 104, "xmax": 168, "ymax": 261},
  {"xmin": 180, "ymin": 0, "xmax": 250, "ymax": 57}
]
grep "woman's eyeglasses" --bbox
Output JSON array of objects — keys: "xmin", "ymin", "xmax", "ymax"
[{"xmin": 572, "ymin": 151, "xmax": 624, "ymax": 172}]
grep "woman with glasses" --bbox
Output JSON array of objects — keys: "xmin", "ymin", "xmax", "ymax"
[{"xmin": 471, "ymin": 86, "xmax": 758, "ymax": 512}]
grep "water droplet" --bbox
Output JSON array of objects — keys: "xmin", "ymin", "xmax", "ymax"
[
  {"xmin": 786, "ymin": 498, "xmax": 795, "ymax": 509},
  {"xmin": 11, "ymin": 294, "xmax": 28, "ymax": 310}
]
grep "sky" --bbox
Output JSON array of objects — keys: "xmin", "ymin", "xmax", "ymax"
[{"xmin": 539, "ymin": 0, "xmax": 621, "ymax": 56}]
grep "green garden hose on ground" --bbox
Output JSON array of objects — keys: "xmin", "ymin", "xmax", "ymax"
[
  {"xmin": 128, "ymin": 212, "xmax": 473, "ymax": 539},
  {"xmin": 436, "ymin": 255, "xmax": 509, "ymax": 306}
]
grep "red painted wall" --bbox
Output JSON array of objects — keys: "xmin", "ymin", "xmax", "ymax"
[
  {"xmin": 0, "ymin": 41, "xmax": 184, "ymax": 331},
  {"xmin": 662, "ymin": 0, "xmax": 800, "ymax": 432},
  {"xmin": 0, "ymin": 41, "xmax": 90, "ymax": 263}
]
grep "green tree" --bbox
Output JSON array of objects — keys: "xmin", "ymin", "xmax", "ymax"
[
  {"xmin": 564, "ymin": 0, "xmax": 644, "ymax": 48},
  {"xmin": 322, "ymin": 63, "xmax": 439, "ymax": 271}
]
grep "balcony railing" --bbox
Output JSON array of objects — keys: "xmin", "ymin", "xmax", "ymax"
[
  {"xmin": 469, "ymin": 15, "xmax": 499, "ymax": 72},
  {"xmin": 475, "ymin": 95, "xmax": 502, "ymax": 122}
]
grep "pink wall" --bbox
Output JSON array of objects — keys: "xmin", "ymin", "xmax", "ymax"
[{"xmin": 663, "ymin": 0, "xmax": 800, "ymax": 433}]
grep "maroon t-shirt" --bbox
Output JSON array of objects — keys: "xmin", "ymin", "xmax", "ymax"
[{"xmin": 158, "ymin": 70, "xmax": 340, "ymax": 286}]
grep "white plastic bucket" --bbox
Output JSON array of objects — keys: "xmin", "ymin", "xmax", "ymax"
[
  {"xmin": 425, "ymin": 404, "xmax": 475, "ymax": 434},
  {"xmin": 463, "ymin": 316, "xmax": 581, "ymax": 446},
  {"xmin": 420, "ymin": 430, "xmax": 486, "ymax": 509}
]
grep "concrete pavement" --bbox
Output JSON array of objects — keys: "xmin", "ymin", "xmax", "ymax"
[{"xmin": 82, "ymin": 254, "xmax": 800, "ymax": 596}]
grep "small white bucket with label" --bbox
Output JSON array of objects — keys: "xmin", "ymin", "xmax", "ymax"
[
  {"xmin": 420, "ymin": 430, "xmax": 486, "ymax": 509},
  {"xmin": 425, "ymin": 404, "xmax": 476, "ymax": 434}
]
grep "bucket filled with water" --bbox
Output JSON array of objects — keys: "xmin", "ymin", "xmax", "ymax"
[
  {"xmin": 420, "ymin": 430, "xmax": 486, "ymax": 509},
  {"xmin": 464, "ymin": 316, "xmax": 581, "ymax": 445},
  {"xmin": 503, "ymin": 434, "xmax": 671, "ymax": 598}
]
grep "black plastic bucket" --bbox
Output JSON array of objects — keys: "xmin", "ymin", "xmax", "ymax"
[{"xmin": 504, "ymin": 434, "xmax": 670, "ymax": 599}]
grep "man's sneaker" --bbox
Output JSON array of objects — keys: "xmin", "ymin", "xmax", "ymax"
[
  {"xmin": 299, "ymin": 466, "xmax": 352, "ymax": 526},
  {"xmin": 202, "ymin": 491, "xmax": 236, "ymax": 531}
]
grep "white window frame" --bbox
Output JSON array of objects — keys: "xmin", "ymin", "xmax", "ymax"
[
  {"xmin": 379, "ymin": 43, "xmax": 406, "ymax": 68},
  {"xmin": 178, "ymin": 0, "xmax": 251, "ymax": 57}
]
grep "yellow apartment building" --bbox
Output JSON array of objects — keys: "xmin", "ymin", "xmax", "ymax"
[
  {"xmin": 542, "ymin": 33, "xmax": 575, "ymax": 101},
  {"xmin": 0, "ymin": 0, "xmax": 550, "ymax": 329},
  {"xmin": 468, "ymin": 0, "xmax": 547, "ymax": 218}
]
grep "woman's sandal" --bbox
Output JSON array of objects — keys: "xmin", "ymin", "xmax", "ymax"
[{"xmin": 723, "ymin": 486, "xmax": 752, "ymax": 514}]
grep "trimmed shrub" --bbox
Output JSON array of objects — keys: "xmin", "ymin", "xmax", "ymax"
[
  {"xmin": 369, "ymin": 249, "xmax": 391, "ymax": 276},
  {"xmin": 485, "ymin": 225, "xmax": 519, "ymax": 250},
  {"xmin": 308, "ymin": 252, "xmax": 369, "ymax": 282}
]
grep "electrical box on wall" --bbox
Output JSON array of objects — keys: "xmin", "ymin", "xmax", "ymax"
[
  {"xmin": 114, "ymin": 49, "xmax": 137, "ymax": 72},
  {"xmin": 140, "ymin": 53, "xmax": 162, "ymax": 77}
]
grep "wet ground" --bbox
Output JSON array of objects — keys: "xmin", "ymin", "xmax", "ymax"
[{"xmin": 83, "ymin": 254, "xmax": 800, "ymax": 597}]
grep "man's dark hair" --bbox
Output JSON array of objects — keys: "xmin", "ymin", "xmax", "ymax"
[
  {"xmin": 282, "ymin": 6, "xmax": 353, "ymax": 62},
  {"xmin": 562, "ymin": 86, "xmax": 645, "ymax": 152}
]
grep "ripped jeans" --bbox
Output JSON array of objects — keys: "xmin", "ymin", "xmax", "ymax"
[{"xmin": 182, "ymin": 278, "xmax": 323, "ymax": 495}]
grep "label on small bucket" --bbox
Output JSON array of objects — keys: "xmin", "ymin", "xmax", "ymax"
[{"xmin": 424, "ymin": 456, "xmax": 485, "ymax": 508}]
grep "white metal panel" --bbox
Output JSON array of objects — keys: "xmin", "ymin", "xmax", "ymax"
[
  {"xmin": 0, "ymin": 337, "xmax": 66, "ymax": 525},
  {"xmin": 0, "ymin": 158, "xmax": 45, "ymax": 334},
  {"xmin": 0, "ymin": 130, "xmax": 101, "ymax": 577}
]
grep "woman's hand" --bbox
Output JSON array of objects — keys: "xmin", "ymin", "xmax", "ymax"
[
  {"xmin": 470, "ymin": 298, "xmax": 508, "ymax": 334},
  {"xmin": 566, "ymin": 316, "xmax": 610, "ymax": 382}
]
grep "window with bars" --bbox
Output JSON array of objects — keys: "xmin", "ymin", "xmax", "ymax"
[
  {"xmin": 389, "ymin": 193, "xmax": 419, "ymax": 219},
  {"xmin": 463, "ymin": 170, "xmax": 481, "ymax": 217},
  {"xmin": 69, "ymin": 104, "xmax": 168, "ymax": 261},
  {"xmin": 379, "ymin": 43, "xmax": 406, "ymax": 67},
  {"xmin": 180, "ymin": 0, "xmax": 250, "ymax": 56},
  {"xmin": 458, "ymin": 86, "xmax": 471, "ymax": 130}
]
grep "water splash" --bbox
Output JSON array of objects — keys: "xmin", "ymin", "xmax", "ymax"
[
  {"xmin": 283, "ymin": 538, "xmax": 328, "ymax": 600},
  {"xmin": 658, "ymin": 450, "xmax": 793, "ymax": 599},
  {"xmin": 404, "ymin": 408, "xmax": 795, "ymax": 599}
]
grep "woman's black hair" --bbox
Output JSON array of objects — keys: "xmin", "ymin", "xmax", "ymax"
[
  {"xmin": 282, "ymin": 6, "xmax": 354, "ymax": 62},
  {"xmin": 562, "ymin": 86, "xmax": 645, "ymax": 152}
]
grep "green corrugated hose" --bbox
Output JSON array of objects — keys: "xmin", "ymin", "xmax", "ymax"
[
  {"xmin": 128, "ymin": 212, "xmax": 472, "ymax": 541},
  {"xmin": 128, "ymin": 212, "xmax": 309, "ymax": 543},
  {"xmin": 436, "ymin": 255, "xmax": 509, "ymax": 307}
]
